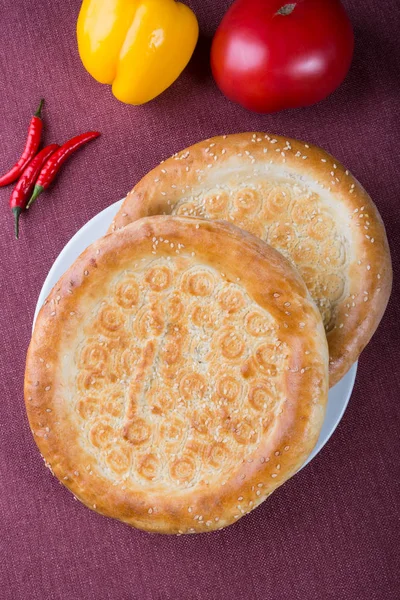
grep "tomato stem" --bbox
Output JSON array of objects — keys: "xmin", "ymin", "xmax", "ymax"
[{"xmin": 276, "ymin": 3, "xmax": 296, "ymax": 16}]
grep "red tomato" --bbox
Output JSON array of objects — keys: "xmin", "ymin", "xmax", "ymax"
[{"xmin": 211, "ymin": 0, "xmax": 354, "ymax": 113}]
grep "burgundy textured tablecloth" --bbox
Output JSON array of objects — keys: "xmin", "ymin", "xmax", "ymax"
[{"xmin": 1, "ymin": 1, "xmax": 399, "ymax": 598}]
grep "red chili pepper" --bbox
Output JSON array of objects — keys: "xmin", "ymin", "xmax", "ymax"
[
  {"xmin": 0, "ymin": 99, "xmax": 44, "ymax": 187},
  {"xmin": 10, "ymin": 144, "xmax": 59, "ymax": 239},
  {"xmin": 26, "ymin": 131, "xmax": 100, "ymax": 209}
]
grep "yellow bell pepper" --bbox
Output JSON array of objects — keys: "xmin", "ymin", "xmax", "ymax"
[{"xmin": 77, "ymin": 0, "xmax": 199, "ymax": 105}]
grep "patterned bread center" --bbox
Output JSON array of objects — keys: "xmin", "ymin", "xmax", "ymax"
[
  {"xmin": 172, "ymin": 181, "xmax": 350, "ymax": 331},
  {"xmin": 74, "ymin": 258, "xmax": 288, "ymax": 490}
]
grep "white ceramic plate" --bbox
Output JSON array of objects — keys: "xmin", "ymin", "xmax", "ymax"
[{"xmin": 33, "ymin": 200, "xmax": 357, "ymax": 469}]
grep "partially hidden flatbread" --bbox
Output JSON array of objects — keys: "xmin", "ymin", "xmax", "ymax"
[
  {"xmin": 109, "ymin": 133, "xmax": 392, "ymax": 386},
  {"xmin": 25, "ymin": 216, "xmax": 328, "ymax": 533}
]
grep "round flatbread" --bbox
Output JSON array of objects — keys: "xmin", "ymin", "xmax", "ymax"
[
  {"xmin": 109, "ymin": 133, "xmax": 392, "ymax": 386},
  {"xmin": 25, "ymin": 216, "xmax": 328, "ymax": 534}
]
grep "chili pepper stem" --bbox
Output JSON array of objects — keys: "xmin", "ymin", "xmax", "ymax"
[
  {"xmin": 26, "ymin": 184, "xmax": 44, "ymax": 209},
  {"xmin": 34, "ymin": 99, "xmax": 44, "ymax": 118},
  {"xmin": 13, "ymin": 207, "xmax": 22, "ymax": 239}
]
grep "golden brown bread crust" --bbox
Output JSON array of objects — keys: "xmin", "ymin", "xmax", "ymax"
[
  {"xmin": 109, "ymin": 133, "xmax": 392, "ymax": 386},
  {"xmin": 25, "ymin": 216, "xmax": 328, "ymax": 534}
]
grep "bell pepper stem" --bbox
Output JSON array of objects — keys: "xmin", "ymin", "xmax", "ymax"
[
  {"xmin": 13, "ymin": 207, "xmax": 22, "ymax": 239},
  {"xmin": 26, "ymin": 184, "xmax": 44, "ymax": 209},
  {"xmin": 34, "ymin": 98, "xmax": 44, "ymax": 118}
]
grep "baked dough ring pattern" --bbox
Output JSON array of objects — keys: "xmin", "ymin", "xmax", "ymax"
[
  {"xmin": 25, "ymin": 217, "xmax": 328, "ymax": 534},
  {"xmin": 80, "ymin": 264, "xmax": 287, "ymax": 487},
  {"xmin": 109, "ymin": 133, "xmax": 392, "ymax": 386}
]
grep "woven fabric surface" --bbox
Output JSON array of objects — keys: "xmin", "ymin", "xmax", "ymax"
[{"xmin": 0, "ymin": 1, "xmax": 399, "ymax": 598}]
